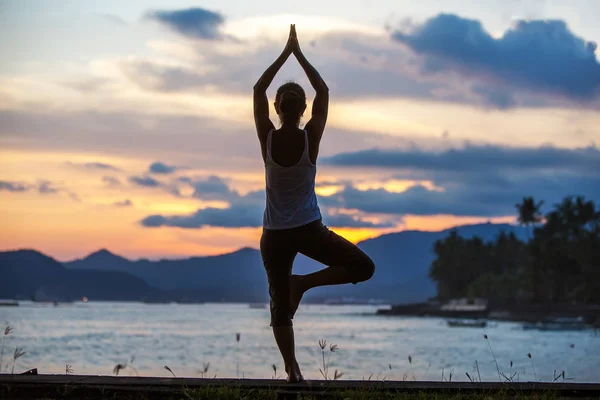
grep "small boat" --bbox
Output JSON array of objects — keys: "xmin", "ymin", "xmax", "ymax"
[
  {"xmin": 522, "ymin": 322, "xmax": 538, "ymax": 330},
  {"xmin": 0, "ymin": 300, "xmax": 19, "ymax": 307},
  {"xmin": 522, "ymin": 317, "xmax": 587, "ymax": 331},
  {"xmin": 447, "ymin": 319, "xmax": 487, "ymax": 328}
]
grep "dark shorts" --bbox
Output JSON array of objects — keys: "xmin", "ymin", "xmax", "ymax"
[{"xmin": 260, "ymin": 219, "xmax": 375, "ymax": 327}]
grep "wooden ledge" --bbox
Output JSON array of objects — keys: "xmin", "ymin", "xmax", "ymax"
[{"xmin": 2, "ymin": 374, "xmax": 599, "ymax": 399}]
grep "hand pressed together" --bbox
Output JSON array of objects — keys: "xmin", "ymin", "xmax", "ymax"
[{"xmin": 284, "ymin": 24, "xmax": 302, "ymax": 56}]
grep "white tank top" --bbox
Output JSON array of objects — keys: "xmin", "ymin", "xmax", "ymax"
[{"xmin": 263, "ymin": 129, "xmax": 322, "ymax": 230}]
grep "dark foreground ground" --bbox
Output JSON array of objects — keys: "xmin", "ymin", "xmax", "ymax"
[{"xmin": 2, "ymin": 375, "xmax": 600, "ymax": 400}]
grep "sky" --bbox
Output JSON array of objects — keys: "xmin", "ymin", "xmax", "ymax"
[{"xmin": 1, "ymin": 0, "xmax": 599, "ymax": 261}]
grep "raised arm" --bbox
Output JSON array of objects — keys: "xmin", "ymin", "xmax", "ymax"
[
  {"xmin": 253, "ymin": 28, "xmax": 295, "ymax": 143},
  {"xmin": 291, "ymin": 25, "xmax": 329, "ymax": 140}
]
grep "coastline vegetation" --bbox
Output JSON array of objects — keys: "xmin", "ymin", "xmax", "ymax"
[{"xmin": 430, "ymin": 196, "xmax": 600, "ymax": 307}]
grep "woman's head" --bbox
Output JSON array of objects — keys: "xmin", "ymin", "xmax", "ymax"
[{"xmin": 275, "ymin": 82, "xmax": 306, "ymax": 126}]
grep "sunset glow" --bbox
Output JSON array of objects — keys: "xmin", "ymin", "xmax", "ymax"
[{"xmin": 1, "ymin": 1, "xmax": 598, "ymax": 261}]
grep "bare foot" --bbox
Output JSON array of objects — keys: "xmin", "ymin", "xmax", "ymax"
[
  {"xmin": 289, "ymin": 275, "xmax": 305, "ymax": 319},
  {"xmin": 286, "ymin": 361, "xmax": 304, "ymax": 383}
]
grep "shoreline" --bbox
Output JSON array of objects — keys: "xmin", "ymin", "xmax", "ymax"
[
  {"xmin": 5, "ymin": 299, "xmax": 600, "ymax": 328},
  {"xmin": 376, "ymin": 302, "xmax": 600, "ymax": 327}
]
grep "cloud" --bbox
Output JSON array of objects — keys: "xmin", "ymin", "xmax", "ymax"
[
  {"xmin": 325, "ymin": 144, "xmax": 600, "ymax": 172},
  {"xmin": 323, "ymin": 174, "xmax": 600, "ymax": 217},
  {"xmin": 38, "ymin": 180, "xmax": 60, "ymax": 194},
  {"xmin": 140, "ymin": 198, "xmax": 391, "ymax": 229},
  {"xmin": 120, "ymin": 60, "xmax": 209, "ymax": 92},
  {"xmin": 178, "ymin": 175, "xmax": 240, "ymax": 202},
  {"xmin": 129, "ymin": 174, "xmax": 182, "ymax": 197},
  {"xmin": 129, "ymin": 175, "xmax": 162, "ymax": 188},
  {"xmin": 146, "ymin": 7, "xmax": 225, "ymax": 40},
  {"xmin": 471, "ymin": 84, "xmax": 517, "ymax": 110},
  {"xmin": 141, "ymin": 205, "xmax": 393, "ymax": 229},
  {"xmin": 119, "ymin": 32, "xmax": 451, "ymax": 102},
  {"xmin": 37, "ymin": 180, "xmax": 80, "ymax": 201},
  {"xmin": 321, "ymin": 144, "xmax": 600, "ymax": 217},
  {"xmin": 141, "ymin": 203, "xmax": 261, "ymax": 228},
  {"xmin": 139, "ymin": 173, "xmax": 399, "ymax": 229},
  {"xmin": 66, "ymin": 161, "xmax": 121, "ymax": 171},
  {"xmin": 116, "ymin": 22, "xmax": 597, "ymax": 109},
  {"xmin": 321, "ymin": 211, "xmax": 395, "ymax": 228},
  {"xmin": 149, "ymin": 161, "xmax": 178, "ymax": 174},
  {"xmin": 0, "ymin": 179, "xmax": 80, "ymax": 200},
  {"xmin": 0, "ymin": 180, "xmax": 32, "ymax": 192},
  {"xmin": 392, "ymin": 14, "xmax": 600, "ymax": 101},
  {"xmin": 102, "ymin": 176, "xmax": 122, "ymax": 187},
  {"xmin": 113, "ymin": 199, "xmax": 133, "ymax": 207}
]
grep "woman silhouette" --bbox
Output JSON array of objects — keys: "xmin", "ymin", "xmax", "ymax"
[{"xmin": 253, "ymin": 25, "xmax": 375, "ymax": 383}]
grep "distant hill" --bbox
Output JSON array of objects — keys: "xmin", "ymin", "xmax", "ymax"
[
  {"xmin": 65, "ymin": 247, "xmax": 268, "ymax": 302},
  {"xmin": 0, "ymin": 250, "xmax": 160, "ymax": 302},
  {"xmin": 61, "ymin": 223, "xmax": 527, "ymax": 304}
]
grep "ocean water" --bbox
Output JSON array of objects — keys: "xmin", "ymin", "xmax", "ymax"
[{"xmin": 1, "ymin": 302, "xmax": 598, "ymax": 382}]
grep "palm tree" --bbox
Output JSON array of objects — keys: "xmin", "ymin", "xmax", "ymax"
[
  {"xmin": 574, "ymin": 196, "xmax": 598, "ymax": 230},
  {"xmin": 515, "ymin": 196, "xmax": 544, "ymax": 240}
]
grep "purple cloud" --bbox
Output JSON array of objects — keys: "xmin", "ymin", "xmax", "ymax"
[
  {"xmin": 392, "ymin": 14, "xmax": 600, "ymax": 101},
  {"xmin": 146, "ymin": 7, "xmax": 225, "ymax": 40}
]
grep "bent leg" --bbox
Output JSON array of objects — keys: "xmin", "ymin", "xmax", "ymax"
[{"xmin": 296, "ymin": 221, "xmax": 375, "ymax": 293}]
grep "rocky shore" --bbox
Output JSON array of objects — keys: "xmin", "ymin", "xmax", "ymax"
[{"xmin": 376, "ymin": 300, "xmax": 600, "ymax": 327}]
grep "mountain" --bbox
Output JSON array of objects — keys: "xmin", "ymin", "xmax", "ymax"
[
  {"xmin": 0, "ymin": 250, "xmax": 160, "ymax": 301},
  {"xmin": 66, "ymin": 247, "xmax": 268, "ymax": 302},
  {"xmin": 73, "ymin": 248, "xmax": 131, "ymax": 270},
  {"xmin": 62, "ymin": 223, "xmax": 527, "ymax": 304}
]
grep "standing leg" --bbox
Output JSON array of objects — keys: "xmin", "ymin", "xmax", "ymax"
[
  {"xmin": 260, "ymin": 229, "xmax": 304, "ymax": 382},
  {"xmin": 290, "ymin": 221, "xmax": 375, "ymax": 317},
  {"xmin": 272, "ymin": 327, "xmax": 302, "ymax": 382}
]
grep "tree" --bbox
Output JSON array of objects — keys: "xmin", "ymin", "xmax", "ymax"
[
  {"xmin": 574, "ymin": 196, "xmax": 598, "ymax": 232},
  {"xmin": 515, "ymin": 196, "xmax": 544, "ymax": 240},
  {"xmin": 430, "ymin": 196, "xmax": 599, "ymax": 306}
]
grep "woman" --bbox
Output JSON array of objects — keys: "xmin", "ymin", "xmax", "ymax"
[{"xmin": 253, "ymin": 25, "xmax": 375, "ymax": 383}]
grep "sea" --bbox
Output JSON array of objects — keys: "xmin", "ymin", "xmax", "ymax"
[{"xmin": 1, "ymin": 302, "xmax": 598, "ymax": 382}]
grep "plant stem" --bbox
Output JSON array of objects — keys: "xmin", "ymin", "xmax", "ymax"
[
  {"xmin": 0, "ymin": 336, "xmax": 5, "ymax": 373},
  {"xmin": 486, "ymin": 340, "xmax": 502, "ymax": 381},
  {"xmin": 530, "ymin": 358, "xmax": 537, "ymax": 381}
]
